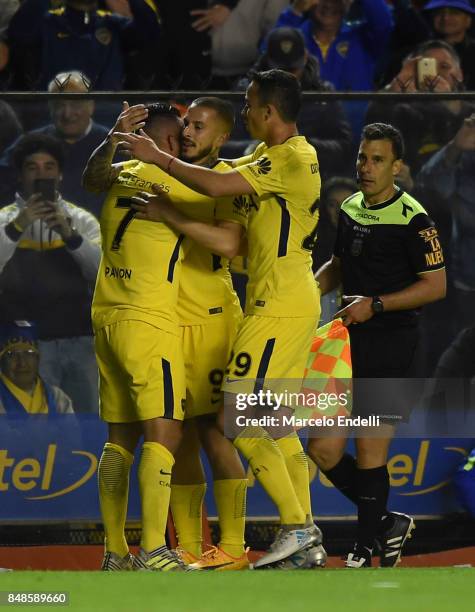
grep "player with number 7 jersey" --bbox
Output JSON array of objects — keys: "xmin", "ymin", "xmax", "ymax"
[{"xmin": 92, "ymin": 157, "xmax": 191, "ymax": 338}]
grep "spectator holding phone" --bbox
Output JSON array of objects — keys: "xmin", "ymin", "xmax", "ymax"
[
  {"xmin": 424, "ymin": 0, "xmax": 475, "ymax": 91},
  {"xmin": 367, "ymin": 40, "xmax": 472, "ymax": 175},
  {"xmin": 0, "ymin": 133, "xmax": 101, "ymax": 413},
  {"xmin": 366, "ymin": 40, "xmax": 474, "ymax": 373}
]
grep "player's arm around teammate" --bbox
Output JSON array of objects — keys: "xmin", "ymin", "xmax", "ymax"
[
  {"xmin": 130, "ymin": 98, "xmax": 251, "ymax": 570},
  {"xmin": 117, "ymin": 127, "xmax": 253, "ymax": 197},
  {"xmin": 114, "ymin": 74, "xmax": 293, "ymax": 199},
  {"xmin": 121, "ymin": 74, "xmax": 326, "ymax": 569},
  {"xmin": 131, "ymin": 186, "xmax": 245, "ymax": 260}
]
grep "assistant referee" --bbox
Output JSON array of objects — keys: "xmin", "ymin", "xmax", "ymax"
[{"xmin": 308, "ymin": 123, "xmax": 446, "ymax": 568}]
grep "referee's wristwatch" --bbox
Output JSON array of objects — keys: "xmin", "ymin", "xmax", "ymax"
[{"xmin": 371, "ymin": 296, "xmax": 384, "ymax": 314}]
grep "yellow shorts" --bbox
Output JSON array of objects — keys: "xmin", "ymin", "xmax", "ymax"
[
  {"xmin": 95, "ymin": 319, "xmax": 185, "ymax": 423},
  {"xmin": 221, "ymin": 315, "xmax": 319, "ymax": 396},
  {"xmin": 181, "ymin": 313, "xmax": 242, "ymax": 418}
]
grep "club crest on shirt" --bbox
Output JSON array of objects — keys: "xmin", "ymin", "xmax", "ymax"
[
  {"xmin": 336, "ymin": 41, "xmax": 349, "ymax": 58},
  {"xmin": 281, "ymin": 40, "xmax": 293, "ymax": 55}
]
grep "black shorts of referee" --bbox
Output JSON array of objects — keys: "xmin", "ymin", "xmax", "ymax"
[{"xmin": 349, "ymin": 324, "xmax": 423, "ymax": 425}]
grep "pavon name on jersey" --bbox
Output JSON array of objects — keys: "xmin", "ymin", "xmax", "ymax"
[{"xmin": 105, "ymin": 266, "xmax": 132, "ymax": 280}]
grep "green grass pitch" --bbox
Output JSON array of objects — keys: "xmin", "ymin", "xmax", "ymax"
[{"xmin": 1, "ymin": 569, "xmax": 474, "ymax": 611}]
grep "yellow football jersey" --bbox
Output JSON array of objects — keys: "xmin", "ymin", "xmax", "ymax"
[
  {"xmin": 175, "ymin": 160, "xmax": 248, "ymax": 325},
  {"xmin": 234, "ymin": 136, "xmax": 321, "ymax": 318},
  {"xmin": 92, "ymin": 160, "xmax": 192, "ymax": 335}
]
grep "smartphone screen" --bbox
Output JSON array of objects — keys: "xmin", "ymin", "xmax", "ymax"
[
  {"xmin": 34, "ymin": 178, "xmax": 56, "ymax": 202},
  {"xmin": 417, "ymin": 58, "xmax": 437, "ymax": 88}
]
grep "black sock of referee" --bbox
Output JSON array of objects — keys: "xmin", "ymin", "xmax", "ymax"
[
  {"xmin": 356, "ymin": 465, "xmax": 390, "ymax": 552},
  {"xmin": 322, "ymin": 453, "xmax": 359, "ymax": 505}
]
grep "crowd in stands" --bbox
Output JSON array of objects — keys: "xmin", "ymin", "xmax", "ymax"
[{"xmin": 0, "ymin": 0, "xmax": 474, "ymax": 412}]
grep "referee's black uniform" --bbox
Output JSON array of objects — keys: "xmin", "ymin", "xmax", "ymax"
[{"xmin": 335, "ymin": 187, "xmax": 445, "ymax": 423}]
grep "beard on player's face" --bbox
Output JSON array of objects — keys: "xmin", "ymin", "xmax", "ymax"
[{"xmin": 180, "ymin": 141, "xmax": 215, "ymax": 165}]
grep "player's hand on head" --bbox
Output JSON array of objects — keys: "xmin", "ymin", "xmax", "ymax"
[
  {"xmin": 111, "ymin": 102, "xmax": 148, "ymax": 141},
  {"xmin": 116, "ymin": 130, "xmax": 159, "ymax": 163},
  {"xmin": 334, "ymin": 295, "xmax": 373, "ymax": 326}
]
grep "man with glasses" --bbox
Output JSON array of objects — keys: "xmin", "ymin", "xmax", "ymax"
[{"xmin": 0, "ymin": 321, "xmax": 73, "ymax": 415}]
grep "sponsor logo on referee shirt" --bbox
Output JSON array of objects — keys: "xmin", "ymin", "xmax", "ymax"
[{"xmin": 356, "ymin": 212, "xmax": 380, "ymax": 222}]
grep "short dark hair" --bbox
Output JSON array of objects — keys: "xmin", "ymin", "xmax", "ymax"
[
  {"xmin": 144, "ymin": 103, "xmax": 182, "ymax": 129},
  {"xmin": 361, "ymin": 123, "xmax": 404, "ymax": 160},
  {"xmin": 11, "ymin": 133, "xmax": 65, "ymax": 171},
  {"xmin": 190, "ymin": 97, "xmax": 235, "ymax": 132},
  {"xmin": 410, "ymin": 39, "xmax": 460, "ymax": 65},
  {"xmin": 250, "ymin": 69, "xmax": 301, "ymax": 122}
]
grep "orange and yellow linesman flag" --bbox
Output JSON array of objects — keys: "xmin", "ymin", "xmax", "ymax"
[{"xmin": 295, "ymin": 319, "xmax": 353, "ymax": 421}]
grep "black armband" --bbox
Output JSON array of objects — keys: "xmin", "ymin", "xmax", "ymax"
[
  {"xmin": 5, "ymin": 221, "xmax": 23, "ymax": 242},
  {"xmin": 64, "ymin": 232, "xmax": 83, "ymax": 250}
]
